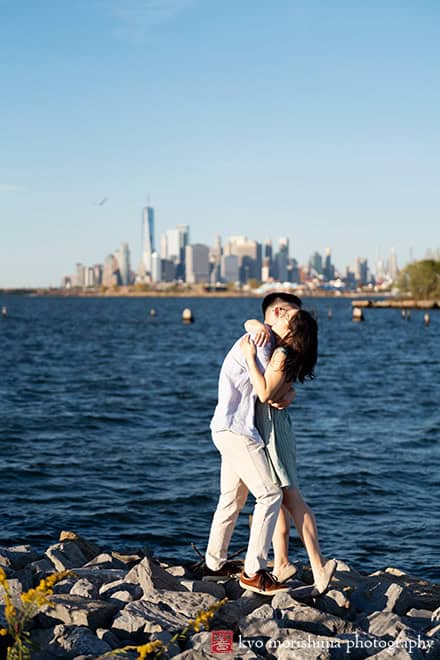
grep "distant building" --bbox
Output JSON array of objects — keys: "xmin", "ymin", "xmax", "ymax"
[
  {"xmin": 221, "ymin": 254, "xmax": 239, "ymax": 283},
  {"xmin": 275, "ymin": 238, "xmax": 289, "ymax": 282},
  {"xmin": 162, "ymin": 224, "xmax": 190, "ymax": 279},
  {"xmin": 115, "ymin": 242, "xmax": 131, "ymax": 285},
  {"xmin": 309, "ymin": 252, "xmax": 323, "ymax": 276},
  {"xmin": 323, "ymin": 248, "xmax": 335, "ymax": 281},
  {"xmin": 141, "ymin": 206, "xmax": 155, "ymax": 274},
  {"xmin": 185, "ymin": 244, "xmax": 210, "ymax": 284},
  {"xmin": 151, "ymin": 251, "xmax": 161, "ymax": 283},
  {"xmin": 224, "ymin": 236, "xmax": 262, "ymax": 284},
  {"xmin": 161, "ymin": 259, "xmax": 176, "ymax": 282},
  {"xmin": 354, "ymin": 257, "xmax": 368, "ymax": 286}
]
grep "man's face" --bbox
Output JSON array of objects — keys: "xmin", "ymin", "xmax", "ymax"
[{"xmin": 266, "ymin": 301, "xmax": 299, "ymax": 326}]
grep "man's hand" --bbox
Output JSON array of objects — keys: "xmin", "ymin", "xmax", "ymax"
[{"xmin": 268, "ymin": 386, "xmax": 296, "ymax": 410}]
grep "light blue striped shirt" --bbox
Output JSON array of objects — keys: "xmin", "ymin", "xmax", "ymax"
[{"xmin": 210, "ymin": 329, "xmax": 275, "ymax": 443}]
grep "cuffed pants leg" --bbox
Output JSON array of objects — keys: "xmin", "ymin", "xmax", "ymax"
[{"xmin": 205, "ymin": 430, "xmax": 282, "ymax": 576}]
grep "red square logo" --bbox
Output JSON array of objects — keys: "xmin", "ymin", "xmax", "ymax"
[{"xmin": 211, "ymin": 630, "xmax": 233, "ymax": 653}]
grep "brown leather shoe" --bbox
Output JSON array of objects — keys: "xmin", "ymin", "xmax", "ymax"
[
  {"xmin": 201, "ymin": 559, "xmax": 244, "ymax": 581},
  {"xmin": 239, "ymin": 569, "xmax": 290, "ymax": 595}
]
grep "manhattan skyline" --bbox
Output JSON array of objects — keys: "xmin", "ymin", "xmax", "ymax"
[{"xmin": 1, "ymin": 1, "xmax": 439, "ymax": 288}]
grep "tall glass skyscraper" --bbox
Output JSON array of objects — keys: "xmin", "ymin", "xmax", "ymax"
[{"xmin": 142, "ymin": 206, "xmax": 155, "ymax": 273}]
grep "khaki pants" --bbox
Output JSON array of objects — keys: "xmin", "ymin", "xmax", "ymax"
[{"xmin": 205, "ymin": 429, "xmax": 282, "ymax": 576}]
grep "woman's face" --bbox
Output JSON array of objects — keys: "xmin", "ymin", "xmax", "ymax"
[{"xmin": 272, "ymin": 307, "xmax": 298, "ymax": 340}]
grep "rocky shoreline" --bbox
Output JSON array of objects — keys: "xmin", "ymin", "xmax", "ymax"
[{"xmin": 1, "ymin": 531, "xmax": 439, "ymax": 659}]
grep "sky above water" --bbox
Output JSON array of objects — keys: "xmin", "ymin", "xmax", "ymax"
[{"xmin": 1, "ymin": 0, "xmax": 439, "ymax": 287}]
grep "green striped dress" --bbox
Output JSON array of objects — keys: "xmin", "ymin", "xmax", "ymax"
[{"xmin": 255, "ymin": 401, "xmax": 299, "ymax": 490}]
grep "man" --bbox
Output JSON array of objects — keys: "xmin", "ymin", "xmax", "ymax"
[{"xmin": 204, "ymin": 293, "xmax": 301, "ymax": 595}]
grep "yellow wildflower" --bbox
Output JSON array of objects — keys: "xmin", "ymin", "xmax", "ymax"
[
  {"xmin": 136, "ymin": 639, "xmax": 164, "ymax": 659},
  {"xmin": 0, "ymin": 628, "xmax": 8, "ymax": 637}
]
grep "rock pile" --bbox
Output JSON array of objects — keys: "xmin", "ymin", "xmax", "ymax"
[{"xmin": 0, "ymin": 532, "xmax": 439, "ymax": 659}]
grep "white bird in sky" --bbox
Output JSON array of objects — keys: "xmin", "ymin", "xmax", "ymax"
[{"xmin": 95, "ymin": 197, "xmax": 108, "ymax": 206}]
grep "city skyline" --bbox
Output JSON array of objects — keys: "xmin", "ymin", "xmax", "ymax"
[
  {"xmin": 1, "ymin": 1, "xmax": 439, "ymax": 287},
  {"xmin": 62, "ymin": 204, "xmax": 405, "ymax": 292}
]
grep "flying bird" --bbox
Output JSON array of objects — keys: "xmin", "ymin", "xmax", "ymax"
[{"xmin": 95, "ymin": 197, "xmax": 108, "ymax": 206}]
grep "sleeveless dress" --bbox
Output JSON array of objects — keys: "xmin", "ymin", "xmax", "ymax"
[
  {"xmin": 254, "ymin": 345, "xmax": 299, "ymax": 489},
  {"xmin": 255, "ymin": 403, "xmax": 299, "ymax": 489}
]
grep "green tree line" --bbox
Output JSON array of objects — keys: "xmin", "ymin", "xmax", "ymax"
[{"xmin": 398, "ymin": 259, "xmax": 440, "ymax": 299}]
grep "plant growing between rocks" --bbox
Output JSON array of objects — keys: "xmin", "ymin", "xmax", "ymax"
[{"xmin": 0, "ymin": 567, "xmax": 72, "ymax": 660}]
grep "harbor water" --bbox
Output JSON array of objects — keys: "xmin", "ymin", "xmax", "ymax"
[{"xmin": 0, "ymin": 295, "xmax": 438, "ymax": 581}]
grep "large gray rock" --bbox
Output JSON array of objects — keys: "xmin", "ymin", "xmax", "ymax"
[
  {"xmin": 96, "ymin": 627, "xmax": 123, "ymax": 649},
  {"xmin": 179, "ymin": 579, "xmax": 226, "ymax": 599},
  {"xmin": 70, "ymin": 577, "xmax": 100, "ymax": 599},
  {"xmin": 70, "ymin": 567, "xmax": 127, "ymax": 584},
  {"xmin": 315, "ymin": 588, "xmax": 354, "ymax": 618},
  {"xmin": 112, "ymin": 590, "xmax": 217, "ymax": 641},
  {"xmin": 125, "ymin": 557, "xmax": 183, "ymax": 595},
  {"xmin": 45, "ymin": 542, "xmax": 89, "ymax": 572},
  {"xmin": 0, "ymin": 545, "xmax": 40, "ymax": 570},
  {"xmin": 366, "ymin": 611, "xmax": 413, "ymax": 640},
  {"xmin": 239, "ymin": 602, "xmax": 280, "ymax": 639},
  {"xmin": 28, "ymin": 557, "xmax": 53, "ymax": 582},
  {"xmin": 99, "ymin": 579, "xmax": 143, "ymax": 601},
  {"xmin": 51, "ymin": 623, "xmax": 112, "ymax": 658},
  {"xmin": 271, "ymin": 594, "xmax": 355, "ymax": 636},
  {"xmin": 374, "ymin": 568, "xmax": 440, "ymax": 611},
  {"xmin": 213, "ymin": 592, "xmax": 268, "ymax": 630},
  {"xmin": 83, "ymin": 553, "xmax": 127, "ymax": 570},
  {"xmin": 350, "ymin": 580, "xmax": 413, "ymax": 617},
  {"xmin": 265, "ymin": 628, "xmax": 334, "ymax": 659},
  {"xmin": 58, "ymin": 531, "xmax": 101, "ymax": 561},
  {"xmin": 40, "ymin": 594, "xmax": 119, "ymax": 630}
]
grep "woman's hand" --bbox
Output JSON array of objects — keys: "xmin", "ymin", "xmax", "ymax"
[{"xmin": 240, "ymin": 334, "xmax": 257, "ymax": 360}]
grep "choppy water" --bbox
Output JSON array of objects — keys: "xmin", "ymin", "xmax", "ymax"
[{"xmin": 0, "ymin": 295, "xmax": 438, "ymax": 581}]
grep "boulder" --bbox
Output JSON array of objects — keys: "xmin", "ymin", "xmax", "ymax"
[
  {"xmin": 315, "ymin": 588, "xmax": 353, "ymax": 618},
  {"xmin": 83, "ymin": 553, "xmax": 127, "ymax": 570},
  {"xmin": 125, "ymin": 557, "xmax": 184, "ymax": 595},
  {"xmin": 179, "ymin": 579, "xmax": 226, "ymax": 599},
  {"xmin": 0, "ymin": 545, "xmax": 40, "ymax": 570},
  {"xmin": 51, "ymin": 623, "xmax": 112, "ymax": 658},
  {"xmin": 350, "ymin": 580, "xmax": 413, "ymax": 616},
  {"xmin": 39, "ymin": 594, "xmax": 119, "ymax": 630},
  {"xmin": 112, "ymin": 590, "xmax": 217, "ymax": 641},
  {"xmin": 273, "ymin": 598, "xmax": 355, "ymax": 636},
  {"xmin": 58, "ymin": 531, "xmax": 101, "ymax": 560},
  {"xmin": 45, "ymin": 542, "xmax": 89, "ymax": 572},
  {"xmin": 99, "ymin": 579, "xmax": 143, "ymax": 601},
  {"xmin": 70, "ymin": 577, "xmax": 101, "ymax": 599}
]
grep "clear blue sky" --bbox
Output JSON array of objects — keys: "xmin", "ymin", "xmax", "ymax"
[{"xmin": 1, "ymin": 0, "xmax": 439, "ymax": 287}]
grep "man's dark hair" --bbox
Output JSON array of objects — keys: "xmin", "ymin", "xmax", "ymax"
[{"xmin": 262, "ymin": 292, "xmax": 302, "ymax": 315}]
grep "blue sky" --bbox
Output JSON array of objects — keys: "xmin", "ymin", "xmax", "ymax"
[{"xmin": 1, "ymin": 0, "xmax": 439, "ymax": 287}]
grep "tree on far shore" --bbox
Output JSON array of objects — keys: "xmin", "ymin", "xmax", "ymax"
[{"xmin": 398, "ymin": 259, "xmax": 440, "ymax": 299}]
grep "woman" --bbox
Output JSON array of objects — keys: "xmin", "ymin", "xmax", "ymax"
[{"xmin": 241, "ymin": 309, "xmax": 336, "ymax": 593}]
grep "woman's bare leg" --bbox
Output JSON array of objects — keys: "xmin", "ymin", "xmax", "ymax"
[
  {"xmin": 272, "ymin": 487, "xmax": 336, "ymax": 591},
  {"xmin": 272, "ymin": 505, "xmax": 291, "ymax": 575}
]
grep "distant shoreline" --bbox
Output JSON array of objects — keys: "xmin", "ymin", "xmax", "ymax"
[{"xmin": 0, "ymin": 287, "xmax": 390, "ymax": 299}]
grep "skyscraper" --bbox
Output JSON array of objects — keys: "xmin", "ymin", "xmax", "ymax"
[
  {"xmin": 185, "ymin": 244, "xmax": 210, "ymax": 284},
  {"xmin": 141, "ymin": 206, "xmax": 155, "ymax": 274},
  {"xmin": 116, "ymin": 242, "xmax": 130, "ymax": 285}
]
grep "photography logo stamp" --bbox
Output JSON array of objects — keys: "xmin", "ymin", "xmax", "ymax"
[{"xmin": 211, "ymin": 630, "xmax": 234, "ymax": 653}]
